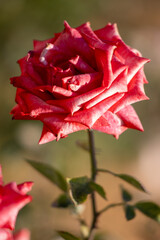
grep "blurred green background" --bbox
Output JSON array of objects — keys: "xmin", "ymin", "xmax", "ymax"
[{"xmin": 0, "ymin": 0, "xmax": 160, "ymax": 239}]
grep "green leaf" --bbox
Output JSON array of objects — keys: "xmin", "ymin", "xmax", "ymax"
[
  {"xmin": 89, "ymin": 182, "xmax": 107, "ymax": 200},
  {"xmin": 68, "ymin": 177, "xmax": 106, "ymax": 204},
  {"xmin": 116, "ymin": 174, "xmax": 146, "ymax": 193},
  {"xmin": 124, "ymin": 205, "xmax": 136, "ymax": 221},
  {"xmin": 26, "ymin": 159, "xmax": 68, "ymax": 192},
  {"xmin": 52, "ymin": 194, "xmax": 73, "ymax": 208},
  {"xmin": 69, "ymin": 176, "xmax": 107, "ymax": 204},
  {"xmin": 121, "ymin": 186, "xmax": 132, "ymax": 202},
  {"xmin": 69, "ymin": 176, "xmax": 92, "ymax": 204},
  {"xmin": 135, "ymin": 201, "xmax": 160, "ymax": 222},
  {"xmin": 97, "ymin": 169, "xmax": 146, "ymax": 193},
  {"xmin": 58, "ymin": 231, "xmax": 80, "ymax": 240}
]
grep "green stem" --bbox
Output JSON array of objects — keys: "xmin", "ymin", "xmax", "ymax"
[
  {"xmin": 97, "ymin": 168, "xmax": 116, "ymax": 176},
  {"xmin": 88, "ymin": 129, "xmax": 98, "ymax": 237},
  {"xmin": 88, "ymin": 130, "xmax": 97, "ymax": 181},
  {"xmin": 97, "ymin": 202, "xmax": 125, "ymax": 216}
]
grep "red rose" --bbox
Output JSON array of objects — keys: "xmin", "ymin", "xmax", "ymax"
[
  {"xmin": 0, "ymin": 229, "xmax": 30, "ymax": 240},
  {"xmin": 10, "ymin": 21, "xmax": 149, "ymax": 144},
  {"xmin": 0, "ymin": 166, "xmax": 33, "ymax": 230},
  {"xmin": 0, "ymin": 229, "xmax": 13, "ymax": 240}
]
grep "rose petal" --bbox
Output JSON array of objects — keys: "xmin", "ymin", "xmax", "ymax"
[
  {"xmin": 10, "ymin": 76, "xmax": 53, "ymax": 102},
  {"xmin": 39, "ymin": 43, "xmax": 68, "ymax": 66},
  {"xmin": 52, "ymin": 67, "xmax": 75, "ymax": 87},
  {"xmin": 47, "ymin": 87, "xmax": 106, "ymax": 114},
  {"xmin": 17, "ymin": 57, "xmax": 44, "ymax": 85},
  {"xmin": 83, "ymin": 68, "xmax": 128, "ymax": 109},
  {"xmin": 10, "ymin": 105, "xmax": 33, "ymax": 121},
  {"xmin": 116, "ymin": 105, "xmax": 144, "ymax": 131},
  {"xmin": 17, "ymin": 93, "xmax": 66, "ymax": 117},
  {"xmin": 10, "ymin": 76, "xmax": 37, "ymax": 91},
  {"xmin": 17, "ymin": 182, "xmax": 34, "ymax": 195},
  {"xmin": 39, "ymin": 114, "xmax": 87, "ymax": 140},
  {"xmin": 77, "ymin": 22, "xmax": 107, "ymax": 50},
  {"xmin": 33, "ymin": 37, "xmax": 55, "ymax": 52},
  {"xmin": 111, "ymin": 55, "xmax": 127, "ymax": 79},
  {"xmin": 11, "ymin": 89, "xmax": 30, "ymax": 117},
  {"xmin": 65, "ymin": 93, "xmax": 124, "ymax": 128},
  {"xmin": 62, "ymin": 72, "xmax": 102, "ymax": 93},
  {"xmin": 0, "ymin": 229, "xmax": 13, "ymax": 240},
  {"xmin": 53, "ymin": 21, "xmax": 95, "ymax": 67},
  {"xmin": 110, "ymin": 68, "xmax": 149, "ymax": 113},
  {"xmin": 115, "ymin": 40, "xmax": 150, "ymax": 84},
  {"xmin": 69, "ymin": 55, "xmax": 95, "ymax": 73},
  {"xmin": 95, "ymin": 46, "xmax": 116, "ymax": 88},
  {"xmin": 0, "ymin": 182, "xmax": 32, "ymax": 230},
  {"xmin": 36, "ymin": 85, "xmax": 77, "ymax": 98},
  {"xmin": 92, "ymin": 111, "xmax": 127, "ymax": 138},
  {"xmin": 38, "ymin": 125, "xmax": 57, "ymax": 144},
  {"xmin": 94, "ymin": 23, "xmax": 120, "ymax": 43}
]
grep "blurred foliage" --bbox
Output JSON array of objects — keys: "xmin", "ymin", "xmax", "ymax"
[{"xmin": 0, "ymin": 0, "xmax": 160, "ymax": 239}]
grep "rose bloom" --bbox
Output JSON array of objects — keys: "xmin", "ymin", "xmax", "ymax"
[
  {"xmin": 0, "ymin": 229, "xmax": 30, "ymax": 240},
  {"xmin": 0, "ymin": 229, "xmax": 12, "ymax": 240},
  {"xmin": 11, "ymin": 21, "xmax": 149, "ymax": 144},
  {"xmin": 0, "ymin": 165, "xmax": 33, "ymax": 231}
]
